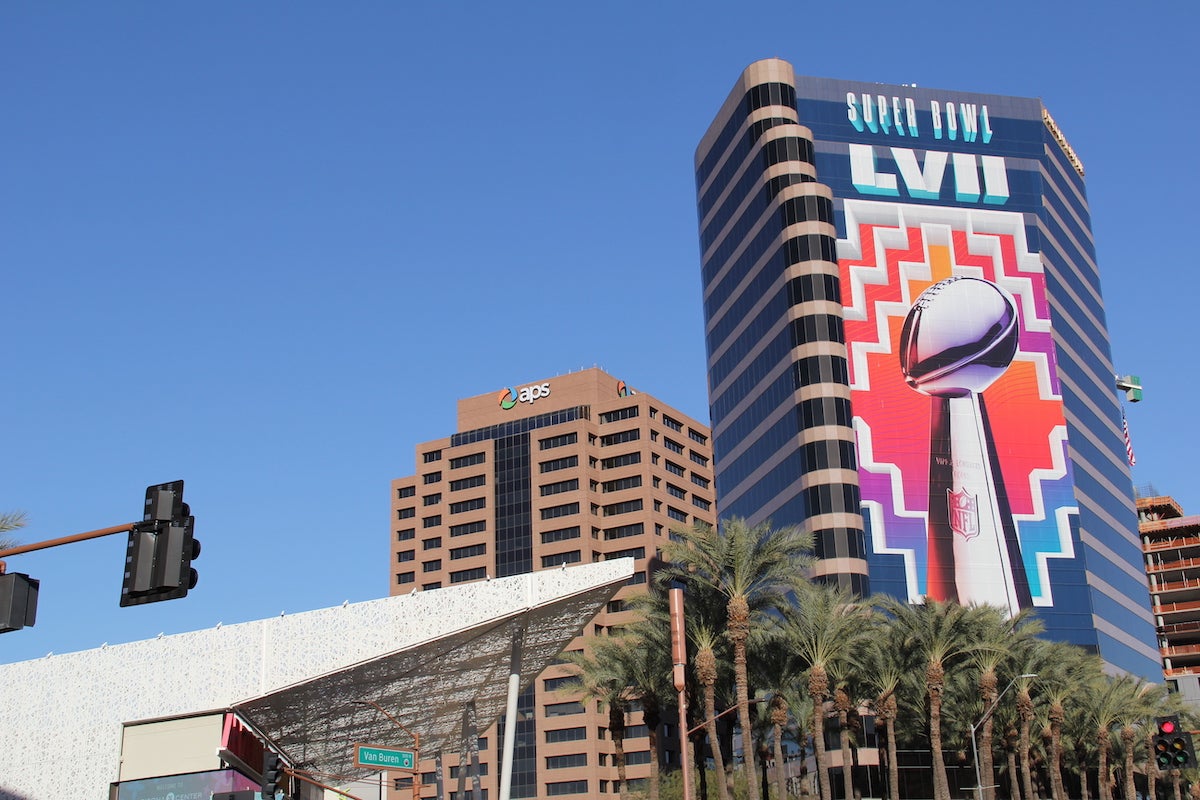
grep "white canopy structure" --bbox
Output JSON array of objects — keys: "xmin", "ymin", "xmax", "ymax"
[{"xmin": 0, "ymin": 559, "xmax": 633, "ymax": 800}]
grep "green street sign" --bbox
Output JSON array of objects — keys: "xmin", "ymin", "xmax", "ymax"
[{"xmin": 355, "ymin": 743, "xmax": 416, "ymax": 770}]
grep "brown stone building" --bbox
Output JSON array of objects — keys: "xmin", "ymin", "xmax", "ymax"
[{"xmin": 389, "ymin": 368, "xmax": 716, "ymax": 798}]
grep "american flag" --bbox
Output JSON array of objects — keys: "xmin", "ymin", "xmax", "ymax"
[{"xmin": 1122, "ymin": 410, "xmax": 1136, "ymax": 467}]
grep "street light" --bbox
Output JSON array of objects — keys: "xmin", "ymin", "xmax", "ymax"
[
  {"xmin": 353, "ymin": 699, "xmax": 421, "ymax": 800},
  {"xmin": 971, "ymin": 673, "xmax": 1037, "ymax": 800}
]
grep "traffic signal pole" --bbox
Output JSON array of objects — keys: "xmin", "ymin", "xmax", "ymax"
[{"xmin": 0, "ymin": 522, "xmax": 135, "ymax": 569}]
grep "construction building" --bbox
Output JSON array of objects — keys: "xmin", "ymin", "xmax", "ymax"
[
  {"xmin": 1139, "ymin": 492, "xmax": 1200, "ymax": 702},
  {"xmin": 389, "ymin": 368, "xmax": 716, "ymax": 798}
]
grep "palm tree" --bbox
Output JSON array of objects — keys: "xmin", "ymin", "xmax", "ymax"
[
  {"xmin": 660, "ymin": 518, "xmax": 815, "ymax": 800},
  {"xmin": 970, "ymin": 608, "xmax": 1044, "ymax": 800},
  {"xmin": 1089, "ymin": 673, "xmax": 1158, "ymax": 800},
  {"xmin": 784, "ymin": 583, "xmax": 873, "ymax": 800},
  {"xmin": 1032, "ymin": 641, "xmax": 1101, "ymax": 800},
  {"xmin": 618, "ymin": 615, "xmax": 679, "ymax": 800},
  {"xmin": 563, "ymin": 636, "xmax": 639, "ymax": 800},
  {"xmin": 693, "ymin": 623, "xmax": 732, "ymax": 800},
  {"xmin": 878, "ymin": 597, "xmax": 995, "ymax": 800},
  {"xmin": 860, "ymin": 618, "xmax": 907, "ymax": 800},
  {"xmin": 0, "ymin": 510, "xmax": 26, "ymax": 551}
]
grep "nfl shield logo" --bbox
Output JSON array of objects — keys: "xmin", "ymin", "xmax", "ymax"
[{"xmin": 948, "ymin": 489, "xmax": 980, "ymax": 541}]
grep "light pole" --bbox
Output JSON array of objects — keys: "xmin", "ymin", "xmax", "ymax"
[
  {"xmin": 971, "ymin": 673, "xmax": 1036, "ymax": 800},
  {"xmin": 354, "ymin": 699, "xmax": 421, "ymax": 800}
]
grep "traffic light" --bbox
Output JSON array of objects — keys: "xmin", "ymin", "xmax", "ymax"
[
  {"xmin": 1154, "ymin": 716, "xmax": 1196, "ymax": 769},
  {"xmin": 0, "ymin": 572, "xmax": 39, "ymax": 632},
  {"xmin": 119, "ymin": 481, "xmax": 201, "ymax": 606},
  {"xmin": 261, "ymin": 751, "xmax": 283, "ymax": 798}
]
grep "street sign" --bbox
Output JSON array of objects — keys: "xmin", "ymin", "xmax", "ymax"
[{"xmin": 354, "ymin": 743, "xmax": 416, "ymax": 770}]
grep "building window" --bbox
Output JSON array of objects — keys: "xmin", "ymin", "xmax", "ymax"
[
  {"xmin": 626, "ymin": 751, "xmax": 651, "ymax": 766},
  {"xmin": 607, "ymin": 547, "xmax": 645, "ymax": 561},
  {"xmin": 423, "ymin": 493, "xmax": 441, "ymax": 506},
  {"xmin": 541, "ymin": 502, "xmax": 580, "ymax": 520},
  {"xmin": 396, "ymin": 528, "xmax": 415, "ymax": 541},
  {"xmin": 397, "ymin": 486, "xmax": 416, "ymax": 498},
  {"xmin": 546, "ymin": 753, "xmax": 588, "ymax": 769},
  {"xmin": 422, "ymin": 515, "xmax": 441, "ymax": 528},
  {"xmin": 545, "ymin": 727, "xmax": 587, "ymax": 744},
  {"xmin": 450, "ymin": 543, "xmax": 486, "ymax": 560},
  {"xmin": 600, "ymin": 429, "xmax": 639, "ymax": 447},
  {"xmin": 423, "ymin": 472, "xmax": 442, "ymax": 484},
  {"xmin": 423, "ymin": 450, "xmax": 442, "ymax": 463},
  {"xmin": 546, "ymin": 780, "xmax": 588, "ymax": 796},
  {"xmin": 396, "ymin": 571, "xmax": 414, "ymax": 585},
  {"xmin": 602, "ymin": 475, "xmax": 642, "ymax": 493},
  {"xmin": 668, "ymin": 507, "xmax": 688, "ymax": 522},
  {"xmin": 691, "ymin": 473, "xmax": 710, "ymax": 489},
  {"xmin": 664, "ymin": 460, "xmax": 685, "ymax": 476},
  {"xmin": 397, "ymin": 550, "xmax": 414, "ymax": 563},
  {"xmin": 663, "ymin": 437, "xmax": 684, "ymax": 454},
  {"xmin": 450, "ymin": 452, "xmax": 486, "ymax": 469},
  {"xmin": 451, "ymin": 497, "xmax": 486, "ymax": 514},
  {"xmin": 693, "ymin": 495, "xmax": 712, "ymax": 511},
  {"xmin": 539, "ymin": 432, "xmax": 578, "ymax": 450},
  {"xmin": 451, "ymin": 567, "xmax": 487, "ymax": 583},
  {"xmin": 600, "ymin": 452, "xmax": 641, "ymax": 469},
  {"xmin": 626, "ymin": 572, "xmax": 647, "ymax": 586},
  {"xmin": 688, "ymin": 428, "xmax": 708, "ymax": 445},
  {"xmin": 541, "ymin": 478, "xmax": 580, "ymax": 496},
  {"xmin": 450, "ymin": 474, "xmax": 487, "ymax": 491},
  {"xmin": 667, "ymin": 483, "xmax": 686, "ymax": 499},
  {"xmin": 541, "ymin": 526, "xmax": 581, "ymax": 544},
  {"xmin": 543, "ymin": 676, "xmax": 577, "ymax": 692},
  {"xmin": 606, "ymin": 599, "xmax": 626, "ymax": 613},
  {"xmin": 603, "ymin": 523, "xmax": 644, "ymax": 540},
  {"xmin": 450, "ymin": 520, "xmax": 486, "ymax": 537},
  {"xmin": 661, "ymin": 414, "xmax": 683, "ymax": 432},
  {"xmin": 397, "ymin": 507, "xmax": 415, "ymax": 520},
  {"xmin": 422, "ymin": 582, "xmax": 441, "ymax": 591},
  {"xmin": 603, "ymin": 499, "xmax": 643, "ymax": 516},
  {"xmin": 423, "ymin": 537, "xmax": 442, "ymax": 550},
  {"xmin": 690, "ymin": 451, "xmax": 709, "ymax": 467},
  {"xmin": 542, "ymin": 550, "xmax": 581, "ymax": 568},
  {"xmin": 599, "ymin": 406, "xmax": 639, "ymax": 424},
  {"xmin": 449, "ymin": 764, "xmax": 490, "ymax": 779},
  {"xmin": 545, "ymin": 701, "xmax": 585, "ymax": 717},
  {"xmin": 423, "ymin": 560, "xmax": 441, "ymax": 572},
  {"xmin": 540, "ymin": 455, "xmax": 578, "ymax": 473}
]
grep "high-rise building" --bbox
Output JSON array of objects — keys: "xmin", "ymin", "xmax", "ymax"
[
  {"xmin": 695, "ymin": 58, "xmax": 1159, "ymax": 677},
  {"xmin": 389, "ymin": 368, "xmax": 716, "ymax": 799},
  {"xmin": 1138, "ymin": 493, "xmax": 1200, "ymax": 702}
]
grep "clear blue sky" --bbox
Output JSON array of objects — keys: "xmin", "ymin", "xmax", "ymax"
[{"xmin": 2, "ymin": 1, "xmax": 1195, "ymax": 664}]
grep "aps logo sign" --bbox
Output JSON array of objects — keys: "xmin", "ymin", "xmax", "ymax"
[{"xmin": 498, "ymin": 382, "xmax": 551, "ymax": 410}]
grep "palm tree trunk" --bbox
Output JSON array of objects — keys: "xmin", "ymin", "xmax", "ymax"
[
  {"xmin": 929, "ymin": 662, "xmax": 951, "ymax": 800},
  {"xmin": 1171, "ymin": 769, "xmax": 1181, "ymax": 800},
  {"xmin": 981, "ymin": 715, "xmax": 997, "ymax": 800},
  {"xmin": 884, "ymin": 703, "xmax": 900, "ymax": 800},
  {"xmin": 645, "ymin": 703, "xmax": 662, "ymax": 800},
  {"xmin": 1098, "ymin": 729, "xmax": 1112, "ymax": 800},
  {"xmin": 771, "ymin": 695, "xmax": 789, "ymax": 800},
  {"xmin": 705, "ymin": 683, "xmax": 731, "ymax": 800},
  {"xmin": 1145, "ymin": 730, "xmax": 1157, "ymax": 800},
  {"xmin": 836, "ymin": 689, "xmax": 854, "ymax": 800},
  {"xmin": 1048, "ymin": 705, "xmax": 1066, "ymax": 800},
  {"xmin": 1122, "ymin": 726, "xmax": 1136, "ymax": 800},
  {"xmin": 611, "ymin": 703, "xmax": 629, "ymax": 800},
  {"xmin": 1019, "ymin": 690, "xmax": 1035, "ymax": 800},
  {"xmin": 1007, "ymin": 739, "xmax": 1023, "ymax": 800},
  {"xmin": 730, "ymin": 595, "xmax": 760, "ymax": 800},
  {"xmin": 810, "ymin": 666, "xmax": 832, "ymax": 800}
]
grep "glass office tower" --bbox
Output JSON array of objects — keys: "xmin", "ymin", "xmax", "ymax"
[{"xmin": 695, "ymin": 58, "xmax": 1159, "ymax": 677}]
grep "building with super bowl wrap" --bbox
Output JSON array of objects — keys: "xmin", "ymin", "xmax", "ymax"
[{"xmin": 695, "ymin": 59, "xmax": 1158, "ymax": 677}]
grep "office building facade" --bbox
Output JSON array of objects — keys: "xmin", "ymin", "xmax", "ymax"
[
  {"xmin": 695, "ymin": 59, "xmax": 1159, "ymax": 677},
  {"xmin": 389, "ymin": 368, "xmax": 716, "ymax": 798}
]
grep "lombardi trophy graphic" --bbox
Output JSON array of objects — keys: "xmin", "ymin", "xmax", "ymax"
[{"xmin": 899, "ymin": 276, "xmax": 1032, "ymax": 614}]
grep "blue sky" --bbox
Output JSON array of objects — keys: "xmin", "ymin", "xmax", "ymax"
[{"xmin": 2, "ymin": 1, "xmax": 1195, "ymax": 664}]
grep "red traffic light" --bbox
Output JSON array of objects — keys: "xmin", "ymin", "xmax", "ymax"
[{"xmin": 1162, "ymin": 719, "xmax": 1178, "ymax": 735}]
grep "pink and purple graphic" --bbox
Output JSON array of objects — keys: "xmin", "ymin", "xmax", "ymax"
[{"xmin": 838, "ymin": 201, "xmax": 1077, "ymax": 610}]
